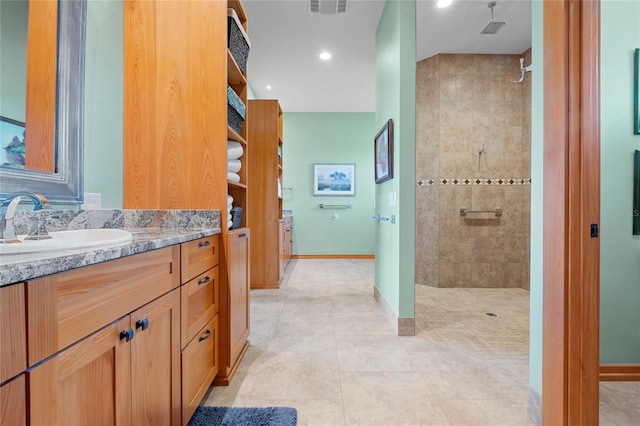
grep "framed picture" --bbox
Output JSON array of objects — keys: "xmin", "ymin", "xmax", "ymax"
[
  {"xmin": 634, "ymin": 150, "xmax": 640, "ymax": 235},
  {"xmin": 635, "ymin": 49, "xmax": 640, "ymax": 135},
  {"xmin": 0, "ymin": 116, "xmax": 26, "ymax": 168},
  {"xmin": 374, "ymin": 119, "xmax": 393, "ymax": 183},
  {"xmin": 313, "ymin": 163, "xmax": 355, "ymax": 196}
]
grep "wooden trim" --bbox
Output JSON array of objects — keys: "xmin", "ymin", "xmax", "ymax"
[
  {"xmin": 599, "ymin": 365, "xmax": 640, "ymax": 382},
  {"xmin": 291, "ymin": 254, "xmax": 375, "ymax": 260},
  {"xmin": 542, "ymin": 1, "xmax": 600, "ymax": 424},
  {"xmin": 24, "ymin": 0, "xmax": 57, "ymax": 172}
]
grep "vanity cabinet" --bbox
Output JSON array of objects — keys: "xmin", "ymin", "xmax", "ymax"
[{"xmin": 25, "ymin": 247, "xmax": 182, "ymax": 425}]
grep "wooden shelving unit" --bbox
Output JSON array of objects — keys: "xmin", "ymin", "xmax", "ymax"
[
  {"xmin": 215, "ymin": 0, "xmax": 250, "ymax": 386},
  {"xmin": 247, "ymin": 99, "xmax": 287, "ymax": 289}
]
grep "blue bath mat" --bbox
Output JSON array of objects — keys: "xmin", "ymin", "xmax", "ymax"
[{"xmin": 188, "ymin": 406, "xmax": 297, "ymax": 426}]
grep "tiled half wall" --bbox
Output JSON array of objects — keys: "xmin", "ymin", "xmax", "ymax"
[{"xmin": 416, "ymin": 51, "xmax": 532, "ymax": 289}]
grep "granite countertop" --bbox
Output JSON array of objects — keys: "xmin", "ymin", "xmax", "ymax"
[{"xmin": 0, "ymin": 209, "xmax": 221, "ymax": 287}]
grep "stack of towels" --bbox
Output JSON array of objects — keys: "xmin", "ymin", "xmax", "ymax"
[
  {"xmin": 227, "ymin": 141, "xmax": 243, "ymax": 183},
  {"xmin": 227, "ymin": 195, "xmax": 233, "ymax": 230},
  {"xmin": 227, "ymin": 140, "xmax": 244, "ymax": 230}
]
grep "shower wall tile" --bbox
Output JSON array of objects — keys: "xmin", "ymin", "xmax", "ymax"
[
  {"xmin": 456, "ymin": 55, "xmax": 475, "ymax": 75},
  {"xmin": 439, "ymin": 54, "xmax": 457, "ymax": 75},
  {"xmin": 416, "ymin": 51, "xmax": 531, "ymax": 289}
]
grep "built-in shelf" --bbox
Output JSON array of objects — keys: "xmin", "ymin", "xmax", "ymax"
[
  {"xmin": 228, "ymin": 181, "xmax": 247, "ymax": 190},
  {"xmin": 227, "ymin": 126, "xmax": 247, "ymax": 145},
  {"xmin": 227, "ymin": 51, "xmax": 246, "ymax": 86}
]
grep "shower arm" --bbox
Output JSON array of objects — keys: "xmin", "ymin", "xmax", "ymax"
[{"xmin": 512, "ymin": 57, "xmax": 533, "ymax": 83}]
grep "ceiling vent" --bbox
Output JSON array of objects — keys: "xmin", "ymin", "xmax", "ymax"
[{"xmin": 309, "ymin": 0, "xmax": 347, "ymax": 14}]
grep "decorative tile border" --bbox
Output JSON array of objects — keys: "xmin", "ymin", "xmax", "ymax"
[{"xmin": 417, "ymin": 177, "xmax": 531, "ymax": 186}]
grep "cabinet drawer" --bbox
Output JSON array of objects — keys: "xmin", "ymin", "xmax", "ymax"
[
  {"xmin": 182, "ymin": 315, "xmax": 219, "ymax": 425},
  {"xmin": 0, "ymin": 284, "xmax": 26, "ymax": 383},
  {"xmin": 281, "ymin": 217, "xmax": 292, "ymax": 228},
  {"xmin": 181, "ymin": 235, "xmax": 219, "ymax": 283},
  {"xmin": 27, "ymin": 246, "xmax": 180, "ymax": 366},
  {"xmin": 181, "ymin": 266, "xmax": 219, "ymax": 349}
]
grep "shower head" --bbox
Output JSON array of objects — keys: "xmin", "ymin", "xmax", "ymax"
[{"xmin": 481, "ymin": 2, "xmax": 506, "ymax": 35}]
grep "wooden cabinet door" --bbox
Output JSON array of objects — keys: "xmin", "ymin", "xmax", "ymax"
[
  {"xmin": 0, "ymin": 283, "xmax": 26, "ymax": 383},
  {"xmin": 1, "ymin": 374, "xmax": 26, "ymax": 426},
  {"xmin": 228, "ymin": 229, "xmax": 250, "ymax": 368},
  {"xmin": 130, "ymin": 290, "xmax": 181, "ymax": 426},
  {"xmin": 278, "ymin": 220, "xmax": 285, "ymax": 279},
  {"xmin": 28, "ymin": 317, "xmax": 132, "ymax": 426},
  {"xmin": 285, "ymin": 225, "xmax": 293, "ymax": 265}
]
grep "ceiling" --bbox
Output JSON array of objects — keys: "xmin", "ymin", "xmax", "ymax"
[{"xmin": 243, "ymin": 0, "xmax": 532, "ymax": 113}]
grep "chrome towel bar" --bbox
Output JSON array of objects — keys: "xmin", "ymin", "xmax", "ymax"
[
  {"xmin": 320, "ymin": 204, "xmax": 352, "ymax": 209},
  {"xmin": 372, "ymin": 215, "xmax": 396, "ymax": 224},
  {"xmin": 460, "ymin": 208, "xmax": 503, "ymax": 217}
]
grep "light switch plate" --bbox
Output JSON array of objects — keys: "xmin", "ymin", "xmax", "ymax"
[{"xmin": 82, "ymin": 193, "xmax": 102, "ymax": 210}]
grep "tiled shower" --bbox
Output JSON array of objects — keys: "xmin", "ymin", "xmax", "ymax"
[{"xmin": 415, "ymin": 51, "xmax": 532, "ymax": 289}]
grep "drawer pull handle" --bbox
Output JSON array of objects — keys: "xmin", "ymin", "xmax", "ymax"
[
  {"xmin": 198, "ymin": 329, "xmax": 211, "ymax": 342},
  {"xmin": 120, "ymin": 328, "xmax": 134, "ymax": 342},
  {"xmin": 136, "ymin": 318, "xmax": 149, "ymax": 331},
  {"xmin": 198, "ymin": 276, "xmax": 211, "ymax": 286},
  {"xmin": 238, "ymin": 233, "xmax": 247, "ymax": 238},
  {"xmin": 198, "ymin": 241, "xmax": 211, "ymax": 248}
]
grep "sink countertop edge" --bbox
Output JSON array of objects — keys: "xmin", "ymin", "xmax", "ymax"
[{"xmin": 0, "ymin": 227, "xmax": 222, "ymax": 287}]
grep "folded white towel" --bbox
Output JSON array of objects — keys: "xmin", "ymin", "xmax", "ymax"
[
  {"xmin": 227, "ymin": 220, "xmax": 233, "ymax": 230},
  {"xmin": 227, "ymin": 194, "xmax": 233, "ymax": 204},
  {"xmin": 227, "ymin": 141, "xmax": 243, "ymax": 160},
  {"xmin": 227, "ymin": 159, "xmax": 242, "ymax": 173},
  {"xmin": 227, "ymin": 172, "xmax": 240, "ymax": 183},
  {"xmin": 227, "ymin": 213, "xmax": 232, "ymax": 221}
]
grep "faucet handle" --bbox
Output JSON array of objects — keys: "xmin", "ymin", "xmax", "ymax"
[{"xmin": 23, "ymin": 215, "xmax": 53, "ymax": 241}]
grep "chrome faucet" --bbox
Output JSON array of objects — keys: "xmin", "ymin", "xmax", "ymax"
[{"xmin": 0, "ymin": 192, "xmax": 52, "ymax": 243}]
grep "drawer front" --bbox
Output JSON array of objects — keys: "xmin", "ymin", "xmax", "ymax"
[
  {"xmin": 181, "ymin": 315, "xmax": 219, "ymax": 425},
  {"xmin": 180, "ymin": 266, "xmax": 219, "ymax": 349},
  {"xmin": 27, "ymin": 246, "xmax": 180, "ymax": 366},
  {"xmin": 0, "ymin": 283, "xmax": 26, "ymax": 383},
  {"xmin": 181, "ymin": 235, "xmax": 219, "ymax": 283}
]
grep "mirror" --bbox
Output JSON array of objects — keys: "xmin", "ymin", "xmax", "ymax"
[{"xmin": 0, "ymin": 0, "xmax": 86, "ymax": 203}]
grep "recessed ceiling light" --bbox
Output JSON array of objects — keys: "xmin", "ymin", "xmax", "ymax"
[
  {"xmin": 436, "ymin": 0, "xmax": 453, "ymax": 8},
  {"xmin": 266, "ymin": 85, "xmax": 272, "ymax": 90},
  {"xmin": 319, "ymin": 52, "xmax": 332, "ymax": 61}
]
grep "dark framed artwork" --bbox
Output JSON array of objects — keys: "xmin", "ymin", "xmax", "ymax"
[
  {"xmin": 635, "ymin": 49, "xmax": 640, "ymax": 135},
  {"xmin": 374, "ymin": 119, "xmax": 393, "ymax": 184},
  {"xmin": 313, "ymin": 163, "xmax": 356, "ymax": 196},
  {"xmin": 634, "ymin": 150, "xmax": 640, "ymax": 235}
]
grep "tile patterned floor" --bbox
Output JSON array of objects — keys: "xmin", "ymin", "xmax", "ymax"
[{"xmin": 203, "ymin": 259, "xmax": 640, "ymax": 425}]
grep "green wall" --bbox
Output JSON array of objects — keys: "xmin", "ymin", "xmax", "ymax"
[
  {"xmin": 83, "ymin": 0, "xmax": 124, "ymax": 208},
  {"xmin": 0, "ymin": 0, "xmax": 28, "ymax": 122},
  {"xmin": 600, "ymin": 0, "xmax": 640, "ymax": 363},
  {"xmin": 282, "ymin": 112, "xmax": 376, "ymax": 255},
  {"xmin": 528, "ymin": 0, "xmax": 544, "ymax": 396},
  {"xmin": 374, "ymin": 0, "xmax": 416, "ymax": 319}
]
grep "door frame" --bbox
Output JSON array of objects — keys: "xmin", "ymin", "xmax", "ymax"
[{"xmin": 542, "ymin": 0, "xmax": 601, "ymax": 424}]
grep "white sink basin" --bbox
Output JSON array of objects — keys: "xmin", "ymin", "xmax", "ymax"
[{"xmin": 0, "ymin": 229, "xmax": 133, "ymax": 255}]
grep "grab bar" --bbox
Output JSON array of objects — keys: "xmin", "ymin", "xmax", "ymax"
[
  {"xmin": 460, "ymin": 208, "xmax": 502, "ymax": 217},
  {"xmin": 320, "ymin": 204, "xmax": 352, "ymax": 209},
  {"xmin": 372, "ymin": 215, "xmax": 396, "ymax": 224}
]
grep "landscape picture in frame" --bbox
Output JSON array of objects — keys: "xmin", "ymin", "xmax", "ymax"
[
  {"xmin": 313, "ymin": 163, "xmax": 355, "ymax": 196},
  {"xmin": 635, "ymin": 49, "xmax": 640, "ymax": 135},
  {"xmin": 634, "ymin": 150, "xmax": 640, "ymax": 235},
  {"xmin": 0, "ymin": 115, "xmax": 26, "ymax": 168},
  {"xmin": 374, "ymin": 119, "xmax": 393, "ymax": 184}
]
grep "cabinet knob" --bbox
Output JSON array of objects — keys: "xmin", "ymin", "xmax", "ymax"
[
  {"xmin": 136, "ymin": 318, "xmax": 149, "ymax": 331},
  {"xmin": 120, "ymin": 328, "xmax": 134, "ymax": 342},
  {"xmin": 198, "ymin": 240, "xmax": 211, "ymax": 248},
  {"xmin": 198, "ymin": 276, "xmax": 211, "ymax": 286},
  {"xmin": 198, "ymin": 329, "xmax": 211, "ymax": 342}
]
